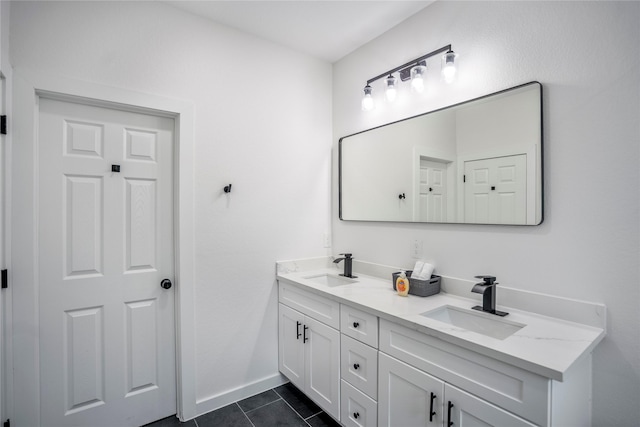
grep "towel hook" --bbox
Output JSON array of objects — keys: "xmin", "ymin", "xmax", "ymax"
[{"xmin": 223, "ymin": 184, "xmax": 232, "ymax": 193}]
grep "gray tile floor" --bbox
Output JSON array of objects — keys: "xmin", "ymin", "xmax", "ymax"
[{"xmin": 143, "ymin": 383, "xmax": 341, "ymax": 427}]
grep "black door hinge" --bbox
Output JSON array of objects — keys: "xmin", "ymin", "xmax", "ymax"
[
  {"xmin": 1, "ymin": 269, "xmax": 7, "ymax": 289},
  {"xmin": 3, "ymin": 418, "xmax": 10, "ymax": 427},
  {"xmin": 0, "ymin": 115, "xmax": 6, "ymax": 135},
  {"xmin": 463, "ymin": 175, "xmax": 466, "ymax": 183}
]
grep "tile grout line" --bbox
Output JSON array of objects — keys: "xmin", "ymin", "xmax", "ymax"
[
  {"xmin": 241, "ymin": 396, "xmax": 284, "ymax": 415},
  {"xmin": 236, "ymin": 402, "xmax": 257, "ymax": 427},
  {"xmin": 303, "ymin": 410, "xmax": 324, "ymax": 421},
  {"xmin": 272, "ymin": 388, "xmax": 313, "ymax": 427}
]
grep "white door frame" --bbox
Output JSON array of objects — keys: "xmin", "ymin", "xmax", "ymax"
[{"xmin": 10, "ymin": 69, "xmax": 197, "ymax": 425}]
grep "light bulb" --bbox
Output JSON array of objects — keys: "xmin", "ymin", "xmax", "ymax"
[
  {"xmin": 410, "ymin": 64, "xmax": 426, "ymax": 93},
  {"xmin": 442, "ymin": 50, "xmax": 458, "ymax": 84},
  {"xmin": 361, "ymin": 85, "xmax": 374, "ymax": 111},
  {"xmin": 385, "ymin": 75, "xmax": 397, "ymax": 103}
]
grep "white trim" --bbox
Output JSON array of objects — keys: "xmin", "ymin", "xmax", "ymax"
[
  {"xmin": 10, "ymin": 68, "xmax": 197, "ymax": 423},
  {"xmin": 194, "ymin": 373, "xmax": 287, "ymax": 419},
  {"xmin": 2, "ymin": 64, "xmax": 14, "ymax": 427},
  {"xmin": 0, "ymin": 69, "xmax": 7, "ymax": 426}
]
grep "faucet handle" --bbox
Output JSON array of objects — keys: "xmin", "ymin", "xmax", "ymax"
[
  {"xmin": 339, "ymin": 253, "xmax": 353, "ymax": 258},
  {"xmin": 474, "ymin": 275, "xmax": 498, "ymax": 285}
]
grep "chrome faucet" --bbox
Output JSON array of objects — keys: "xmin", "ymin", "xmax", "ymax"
[
  {"xmin": 471, "ymin": 275, "xmax": 508, "ymax": 316},
  {"xmin": 333, "ymin": 253, "xmax": 357, "ymax": 278}
]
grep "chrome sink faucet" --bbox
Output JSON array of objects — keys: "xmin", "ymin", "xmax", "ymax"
[
  {"xmin": 471, "ymin": 275, "xmax": 508, "ymax": 317},
  {"xmin": 333, "ymin": 253, "xmax": 357, "ymax": 278}
]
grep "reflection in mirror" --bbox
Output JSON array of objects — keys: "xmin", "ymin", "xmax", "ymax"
[{"xmin": 339, "ymin": 82, "xmax": 543, "ymax": 225}]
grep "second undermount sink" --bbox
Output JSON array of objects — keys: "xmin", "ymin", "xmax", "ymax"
[
  {"xmin": 303, "ymin": 273, "xmax": 357, "ymax": 287},
  {"xmin": 421, "ymin": 305, "xmax": 525, "ymax": 340}
]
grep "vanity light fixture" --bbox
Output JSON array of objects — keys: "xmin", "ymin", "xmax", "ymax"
[
  {"xmin": 385, "ymin": 74, "xmax": 398, "ymax": 103},
  {"xmin": 442, "ymin": 49, "xmax": 459, "ymax": 83},
  {"xmin": 410, "ymin": 63, "xmax": 426, "ymax": 93},
  {"xmin": 361, "ymin": 84, "xmax": 374, "ymax": 111},
  {"xmin": 361, "ymin": 44, "xmax": 458, "ymax": 110}
]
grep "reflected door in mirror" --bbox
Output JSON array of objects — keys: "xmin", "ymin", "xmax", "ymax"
[
  {"xmin": 419, "ymin": 159, "xmax": 447, "ymax": 222},
  {"xmin": 464, "ymin": 155, "xmax": 527, "ymax": 224}
]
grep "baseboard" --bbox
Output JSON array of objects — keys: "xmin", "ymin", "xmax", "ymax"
[{"xmin": 190, "ymin": 373, "xmax": 288, "ymax": 421}]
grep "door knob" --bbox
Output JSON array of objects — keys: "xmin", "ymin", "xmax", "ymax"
[{"xmin": 160, "ymin": 279, "xmax": 172, "ymax": 289}]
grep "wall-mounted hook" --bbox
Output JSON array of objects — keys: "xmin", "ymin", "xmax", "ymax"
[
  {"xmin": 398, "ymin": 193, "xmax": 406, "ymax": 200},
  {"xmin": 223, "ymin": 184, "xmax": 232, "ymax": 193}
]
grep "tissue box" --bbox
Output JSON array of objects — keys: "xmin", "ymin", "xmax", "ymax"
[{"xmin": 392, "ymin": 271, "xmax": 441, "ymax": 297}]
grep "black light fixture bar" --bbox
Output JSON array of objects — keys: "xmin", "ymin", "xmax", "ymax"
[{"xmin": 366, "ymin": 44, "xmax": 452, "ymax": 85}]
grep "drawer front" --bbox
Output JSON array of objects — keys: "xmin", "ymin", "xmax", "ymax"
[
  {"xmin": 379, "ymin": 319, "xmax": 550, "ymax": 427},
  {"xmin": 341, "ymin": 335, "xmax": 378, "ymax": 399},
  {"xmin": 341, "ymin": 380, "xmax": 377, "ymax": 427},
  {"xmin": 278, "ymin": 281, "xmax": 340, "ymax": 328},
  {"xmin": 340, "ymin": 304, "xmax": 378, "ymax": 348}
]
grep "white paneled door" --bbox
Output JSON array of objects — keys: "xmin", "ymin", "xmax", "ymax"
[
  {"xmin": 38, "ymin": 97, "xmax": 176, "ymax": 426},
  {"xmin": 419, "ymin": 159, "xmax": 447, "ymax": 222},
  {"xmin": 464, "ymin": 155, "xmax": 527, "ymax": 224}
]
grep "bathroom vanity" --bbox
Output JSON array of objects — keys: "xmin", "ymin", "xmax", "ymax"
[{"xmin": 277, "ymin": 257, "xmax": 605, "ymax": 427}]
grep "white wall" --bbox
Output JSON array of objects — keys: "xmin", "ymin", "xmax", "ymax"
[
  {"xmin": 341, "ymin": 110, "xmax": 456, "ymax": 221},
  {"xmin": 333, "ymin": 1, "xmax": 639, "ymax": 425},
  {"xmin": 9, "ymin": 0, "xmax": 332, "ymax": 418}
]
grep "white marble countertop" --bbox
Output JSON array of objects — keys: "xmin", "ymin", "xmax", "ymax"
[{"xmin": 276, "ymin": 261, "xmax": 605, "ymax": 382}]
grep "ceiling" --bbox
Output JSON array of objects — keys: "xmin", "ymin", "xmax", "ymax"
[{"xmin": 164, "ymin": 1, "xmax": 433, "ymax": 63}]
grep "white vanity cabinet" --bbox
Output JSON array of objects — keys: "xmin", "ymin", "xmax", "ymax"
[
  {"xmin": 278, "ymin": 282, "xmax": 341, "ymax": 420},
  {"xmin": 277, "ymin": 260, "xmax": 603, "ymax": 427},
  {"xmin": 378, "ymin": 352, "xmax": 535, "ymax": 427},
  {"xmin": 340, "ymin": 305, "xmax": 379, "ymax": 427},
  {"xmin": 378, "ymin": 319, "xmax": 592, "ymax": 427}
]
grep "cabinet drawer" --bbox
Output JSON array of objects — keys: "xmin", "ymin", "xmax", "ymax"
[
  {"xmin": 379, "ymin": 319, "xmax": 549, "ymax": 426},
  {"xmin": 341, "ymin": 380, "xmax": 377, "ymax": 427},
  {"xmin": 341, "ymin": 335, "xmax": 378, "ymax": 399},
  {"xmin": 278, "ymin": 282, "xmax": 340, "ymax": 329},
  {"xmin": 340, "ymin": 304, "xmax": 378, "ymax": 348}
]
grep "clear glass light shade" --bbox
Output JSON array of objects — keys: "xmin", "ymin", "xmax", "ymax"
[
  {"xmin": 385, "ymin": 75, "xmax": 397, "ymax": 103},
  {"xmin": 441, "ymin": 50, "xmax": 458, "ymax": 84},
  {"xmin": 410, "ymin": 65, "xmax": 426, "ymax": 93},
  {"xmin": 361, "ymin": 85, "xmax": 374, "ymax": 111}
]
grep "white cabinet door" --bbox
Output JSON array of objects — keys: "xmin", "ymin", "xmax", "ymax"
[
  {"xmin": 278, "ymin": 303, "xmax": 305, "ymax": 390},
  {"xmin": 278, "ymin": 303, "xmax": 340, "ymax": 420},
  {"xmin": 305, "ymin": 315, "xmax": 341, "ymax": 419},
  {"xmin": 378, "ymin": 353, "xmax": 444, "ymax": 427},
  {"xmin": 445, "ymin": 384, "xmax": 536, "ymax": 427}
]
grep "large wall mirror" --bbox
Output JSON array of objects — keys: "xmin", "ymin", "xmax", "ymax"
[{"xmin": 339, "ymin": 81, "xmax": 543, "ymax": 225}]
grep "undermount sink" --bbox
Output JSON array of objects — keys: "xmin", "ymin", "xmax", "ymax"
[
  {"xmin": 303, "ymin": 273, "xmax": 357, "ymax": 287},
  {"xmin": 421, "ymin": 305, "xmax": 525, "ymax": 340}
]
